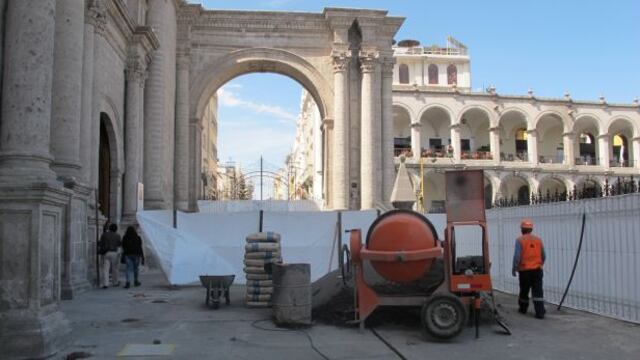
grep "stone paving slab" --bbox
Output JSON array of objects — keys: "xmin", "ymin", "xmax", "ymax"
[{"xmin": 58, "ymin": 272, "xmax": 640, "ymax": 360}]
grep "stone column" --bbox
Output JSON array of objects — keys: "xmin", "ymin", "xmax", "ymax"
[
  {"xmin": 174, "ymin": 51, "xmax": 190, "ymax": 211},
  {"xmin": 411, "ymin": 122, "xmax": 422, "ymax": 159},
  {"xmin": 633, "ymin": 137, "xmax": 640, "ymax": 169},
  {"xmin": 51, "ymin": 0, "xmax": 85, "ymax": 180},
  {"xmin": 80, "ymin": 2, "xmax": 102, "ymax": 183},
  {"xmin": 450, "ymin": 124, "xmax": 461, "ymax": 162},
  {"xmin": 0, "ymin": 1, "xmax": 58, "ymax": 182},
  {"xmin": 563, "ymin": 132, "xmax": 575, "ymax": 166},
  {"xmin": 380, "ymin": 57, "xmax": 395, "ymax": 203},
  {"xmin": 0, "ymin": 1, "xmax": 71, "ymax": 358},
  {"xmin": 90, "ymin": 3, "xmax": 109, "ymax": 191},
  {"xmin": 331, "ymin": 50, "xmax": 349, "ymax": 209},
  {"xmin": 527, "ymin": 129, "xmax": 539, "ymax": 164},
  {"xmin": 83, "ymin": 0, "xmax": 106, "ymax": 288},
  {"xmin": 489, "ymin": 126, "xmax": 501, "ymax": 162},
  {"xmin": 188, "ymin": 117, "xmax": 202, "ymax": 211},
  {"xmin": 122, "ymin": 56, "xmax": 146, "ymax": 224},
  {"xmin": 360, "ymin": 50, "xmax": 379, "ymax": 209},
  {"xmin": 51, "ymin": 0, "xmax": 93, "ymax": 299},
  {"xmin": 597, "ymin": 134, "xmax": 610, "ymax": 168}
]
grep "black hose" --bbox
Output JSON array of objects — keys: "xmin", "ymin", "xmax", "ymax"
[
  {"xmin": 341, "ymin": 244, "xmax": 351, "ymax": 286},
  {"xmin": 370, "ymin": 327, "xmax": 408, "ymax": 360},
  {"xmin": 557, "ymin": 211, "xmax": 586, "ymax": 310},
  {"xmin": 251, "ymin": 319, "xmax": 330, "ymax": 360}
]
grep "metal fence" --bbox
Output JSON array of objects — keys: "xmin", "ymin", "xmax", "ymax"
[
  {"xmin": 494, "ymin": 176, "xmax": 639, "ymax": 208},
  {"xmin": 486, "ymin": 193, "xmax": 640, "ymax": 323}
]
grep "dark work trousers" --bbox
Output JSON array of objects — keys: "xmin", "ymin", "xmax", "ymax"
[{"xmin": 518, "ymin": 268, "xmax": 545, "ymax": 318}]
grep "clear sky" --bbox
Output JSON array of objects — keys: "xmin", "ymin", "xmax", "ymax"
[{"xmin": 192, "ymin": 0, "xmax": 640, "ymax": 170}]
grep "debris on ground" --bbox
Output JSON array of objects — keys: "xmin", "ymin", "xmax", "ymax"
[{"xmin": 65, "ymin": 351, "xmax": 92, "ymax": 360}]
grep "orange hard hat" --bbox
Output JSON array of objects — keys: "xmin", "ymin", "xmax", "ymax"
[{"xmin": 520, "ymin": 219, "xmax": 534, "ymax": 229}]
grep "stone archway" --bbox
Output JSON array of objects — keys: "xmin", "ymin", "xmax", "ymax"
[{"xmin": 173, "ymin": 7, "xmax": 404, "ymax": 210}]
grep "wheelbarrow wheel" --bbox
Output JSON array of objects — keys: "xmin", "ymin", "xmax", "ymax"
[{"xmin": 422, "ymin": 294, "xmax": 467, "ymax": 340}]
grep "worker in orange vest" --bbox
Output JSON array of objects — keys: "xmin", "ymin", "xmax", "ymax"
[{"xmin": 512, "ymin": 219, "xmax": 546, "ymax": 319}]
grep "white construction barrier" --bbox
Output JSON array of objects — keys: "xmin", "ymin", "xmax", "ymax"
[
  {"xmin": 487, "ymin": 193, "xmax": 640, "ymax": 324},
  {"xmin": 137, "ymin": 209, "xmax": 382, "ymax": 286}
]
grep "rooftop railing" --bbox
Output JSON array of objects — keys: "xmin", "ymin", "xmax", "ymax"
[{"xmin": 393, "ymin": 46, "xmax": 468, "ymax": 56}]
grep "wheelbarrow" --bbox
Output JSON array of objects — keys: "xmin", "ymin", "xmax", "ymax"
[{"xmin": 199, "ymin": 275, "xmax": 235, "ymax": 309}]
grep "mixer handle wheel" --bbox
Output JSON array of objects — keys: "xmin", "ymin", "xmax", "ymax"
[{"xmin": 341, "ymin": 244, "xmax": 352, "ymax": 285}]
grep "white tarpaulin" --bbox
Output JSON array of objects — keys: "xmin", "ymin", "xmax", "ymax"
[
  {"xmin": 138, "ymin": 209, "xmax": 346, "ymax": 285},
  {"xmin": 262, "ymin": 211, "xmax": 339, "ymax": 281}
]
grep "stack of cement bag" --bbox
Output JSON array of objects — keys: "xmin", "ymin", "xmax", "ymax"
[{"xmin": 244, "ymin": 232, "xmax": 282, "ymax": 308}]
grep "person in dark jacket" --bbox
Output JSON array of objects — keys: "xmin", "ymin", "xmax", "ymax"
[
  {"xmin": 122, "ymin": 226, "xmax": 145, "ymax": 289},
  {"xmin": 98, "ymin": 223, "xmax": 122, "ymax": 288}
]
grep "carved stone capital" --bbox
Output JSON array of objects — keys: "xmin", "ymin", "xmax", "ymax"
[
  {"xmin": 331, "ymin": 50, "xmax": 350, "ymax": 73},
  {"xmin": 410, "ymin": 122, "xmax": 421, "ymax": 129},
  {"xmin": 125, "ymin": 54, "xmax": 147, "ymax": 83},
  {"xmin": 381, "ymin": 57, "xmax": 396, "ymax": 75},
  {"xmin": 177, "ymin": 50, "xmax": 191, "ymax": 68},
  {"xmin": 87, "ymin": 0, "xmax": 107, "ymax": 35},
  {"xmin": 359, "ymin": 50, "xmax": 379, "ymax": 73},
  {"xmin": 526, "ymin": 129, "xmax": 538, "ymax": 136}
]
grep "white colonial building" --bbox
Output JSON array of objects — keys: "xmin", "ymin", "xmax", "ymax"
[
  {"xmin": 201, "ymin": 94, "xmax": 219, "ymax": 199},
  {"xmin": 289, "ymin": 90, "xmax": 324, "ymax": 202},
  {"xmin": 292, "ymin": 37, "xmax": 640, "ymax": 212}
]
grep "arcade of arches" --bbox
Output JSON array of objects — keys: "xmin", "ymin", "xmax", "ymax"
[{"xmin": 391, "ymin": 98, "xmax": 640, "ymax": 211}]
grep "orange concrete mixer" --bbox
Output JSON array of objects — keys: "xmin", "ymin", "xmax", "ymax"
[{"xmin": 347, "ymin": 170, "xmax": 509, "ymax": 339}]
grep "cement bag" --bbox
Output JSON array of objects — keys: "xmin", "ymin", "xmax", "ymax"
[
  {"xmin": 246, "ymin": 273, "xmax": 271, "ymax": 281},
  {"xmin": 246, "ymin": 301, "xmax": 270, "ymax": 308},
  {"xmin": 244, "ymin": 266, "xmax": 268, "ymax": 274},
  {"xmin": 246, "ymin": 294, "xmax": 271, "ymax": 302},
  {"xmin": 246, "ymin": 286, "xmax": 274, "ymax": 295},
  {"xmin": 247, "ymin": 279, "xmax": 273, "ymax": 287},
  {"xmin": 244, "ymin": 258, "xmax": 279, "ymax": 267},
  {"xmin": 245, "ymin": 243, "xmax": 280, "ymax": 252},
  {"xmin": 245, "ymin": 251, "xmax": 281, "ymax": 260},
  {"xmin": 246, "ymin": 232, "xmax": 281, "ymax": 243}
]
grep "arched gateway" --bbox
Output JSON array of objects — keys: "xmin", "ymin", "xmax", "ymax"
[{"xmin": 175, "ymin": 6, "xmax": 404, "ymax": 210}]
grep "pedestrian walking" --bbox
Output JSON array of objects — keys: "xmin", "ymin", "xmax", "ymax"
[
  {"xmin": 99, "ymin": 223, "xmax": 122, "ymax": 288},
  {"xmin": 122, "ymin": 226, "xmax": 145, "ymax": 289},
  {"xmin": 512, "ymin": 219, "xmax": 546, "ymax": 318}
]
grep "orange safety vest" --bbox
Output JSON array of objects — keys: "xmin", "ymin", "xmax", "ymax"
[{"xmin": 517, "ymin": 234, "xmax": 544, "ymax": 271}]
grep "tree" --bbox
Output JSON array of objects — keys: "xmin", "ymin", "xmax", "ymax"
[{"xmin": 237, "ymin": 174, "xmax": 253, "ymax": 200}]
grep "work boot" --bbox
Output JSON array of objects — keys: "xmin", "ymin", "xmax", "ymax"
[
  {"xmin": 534, "ymin": 301, "xmax": 545, "ymax": 319},
  {"xmin": 124, "ymin": 282, "xmax": 130, "ymax": 289},
  {"xmin": 134, "ymin": 281, "xmax": 141, "ymax": 287},
  {"xmin": 518, "ymin": 307, "xmax": 527, "ymax": 314}
]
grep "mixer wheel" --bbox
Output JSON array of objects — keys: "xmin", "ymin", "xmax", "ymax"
[{"xmin": 422, "ymin": 294, "xmax": 467, "ymax": 340}]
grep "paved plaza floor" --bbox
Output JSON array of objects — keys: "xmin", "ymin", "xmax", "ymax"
[{"xmin": 58, "ymin": 271, "xmax": 640, "ymax": 360}]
